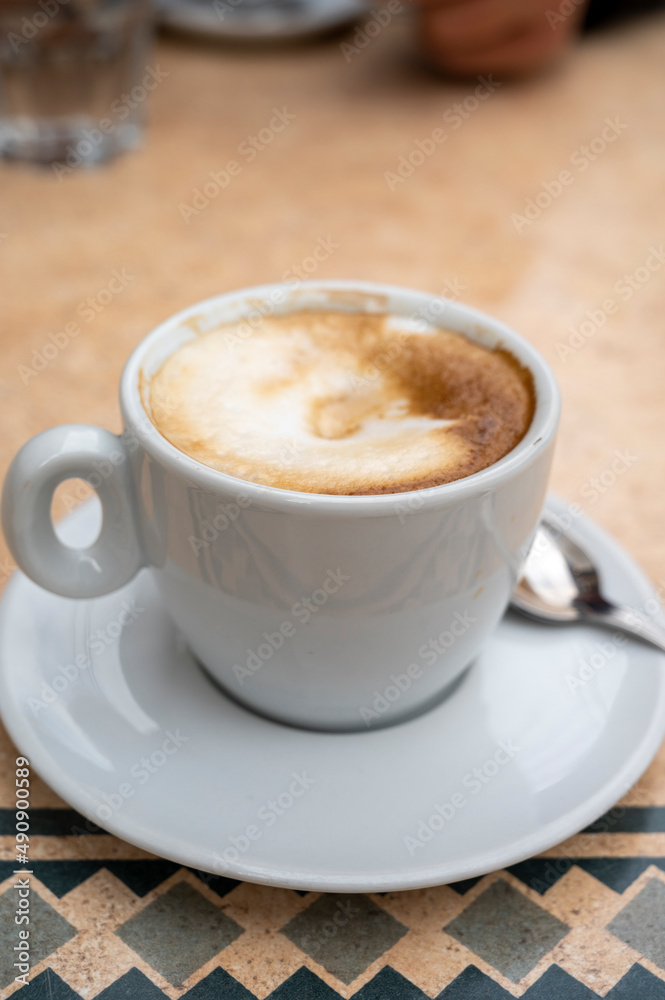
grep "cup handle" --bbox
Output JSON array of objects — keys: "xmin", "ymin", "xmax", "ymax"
[{"xmin": 2, "ymin": 424, "xmax": 144, "ymax": 598}]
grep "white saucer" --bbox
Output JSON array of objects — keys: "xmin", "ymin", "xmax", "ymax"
[
  {"xmin": 1, "ymin": 498, "xmax": 664, "ymax": 892},
  {"xmin": 156, "ymin": 0, "xmax": 367, "ymax": 43}
]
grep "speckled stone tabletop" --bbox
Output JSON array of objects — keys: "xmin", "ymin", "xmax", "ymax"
[{"xmin": 1, "ymin": 8, "xmax": 665, "ymax": 999}]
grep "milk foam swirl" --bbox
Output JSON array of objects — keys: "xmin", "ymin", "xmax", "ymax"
[{"xmin": 146, "ymin": 311, "xmax": 535, "ymax": 495}]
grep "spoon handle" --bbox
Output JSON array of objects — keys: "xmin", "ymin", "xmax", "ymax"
[{"xmin": 584, "ymin": 603, "xmax": 665, "ymax": 654}]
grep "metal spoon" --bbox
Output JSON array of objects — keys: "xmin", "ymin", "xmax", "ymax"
[{"xmin": 510, "ymin": 511, "xmax": 665, "ymax": 653}]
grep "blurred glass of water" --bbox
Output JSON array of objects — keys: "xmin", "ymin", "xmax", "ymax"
[{"xmin": 0, "ymin": 0, "xmax": 154, "ymax": 167}]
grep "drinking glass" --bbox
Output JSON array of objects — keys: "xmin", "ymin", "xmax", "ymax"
[{"xmin": 0, "ymin": 0, "xmax": 153, "ymax": 166}]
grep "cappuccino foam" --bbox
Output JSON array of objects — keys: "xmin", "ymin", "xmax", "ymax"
[{"xmin": 146, "ymin": 311, "xmax": 535, "ymax": 495}]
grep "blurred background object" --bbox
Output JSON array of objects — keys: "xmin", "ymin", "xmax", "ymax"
[
  {"xmin": 156, "ymin": 0, "xmax": 368, "ymax": 43},
  {"xmin": 0, "ymin": 0, "xmax": 153, "ymax": 165},
  {"xmin": 414, "ymin": 0, "xmax": 665, "ymax": 80},
  {"xmin": 4, "ymin": 0, "xmax": 664, "ymax": 173}
]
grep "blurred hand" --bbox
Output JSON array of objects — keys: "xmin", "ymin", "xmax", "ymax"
[{"xmin": 415, "ymin": 0, "xmax": 590, "ymax": 78}]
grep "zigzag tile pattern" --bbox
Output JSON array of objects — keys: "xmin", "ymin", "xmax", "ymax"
[
  {"xmin": 1, "ymin": 804, "xmax": 665, "ymax": 998},
  {"xmin": 10, "ymin": 964, "xmax": 665, "ymax": 1000}
]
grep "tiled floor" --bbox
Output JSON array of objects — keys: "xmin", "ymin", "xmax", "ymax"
[{"xmin": 1, "ymin": 805, "xmax": 665, "ymax": 999}]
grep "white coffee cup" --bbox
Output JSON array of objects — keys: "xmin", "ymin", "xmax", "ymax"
[{"xmin": 2, "ymin": 281, "xmax": 560, "ymax": 731}]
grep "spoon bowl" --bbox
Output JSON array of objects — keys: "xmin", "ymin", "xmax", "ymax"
[{"xmin": 511, "ymin": 511, "xmax": 665, "ymax": 653}]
